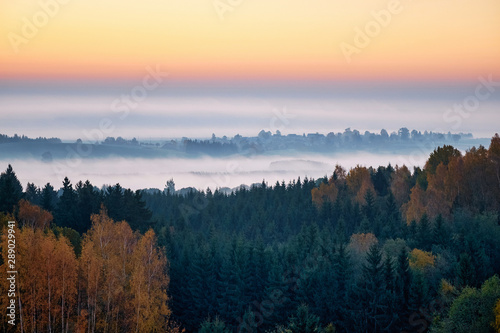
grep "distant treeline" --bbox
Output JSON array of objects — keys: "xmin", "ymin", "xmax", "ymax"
[
  {"xmin": 165, "ymin": 128, "xmax": 473, "ymax": 155},
  {"xmin": 0, "ymin": 133, "xmax": 61, "ymax": 144},
  {"xmin": 1, "ymin": 128, "xmax": 475, "ymax": 158}
]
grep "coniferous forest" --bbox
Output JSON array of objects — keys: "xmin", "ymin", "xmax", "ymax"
[{"xmin": 1, "ymin": 135, "xmax": 500, "ymax": 333}]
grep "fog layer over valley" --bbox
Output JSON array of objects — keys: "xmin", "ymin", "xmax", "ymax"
[
  {"xmin": 0, "ymin": 149, "xmax": 480, "ymax": 191},
  {"xmin": 0, "ymin": 130, "xmax": 492, "ymax": 191}
]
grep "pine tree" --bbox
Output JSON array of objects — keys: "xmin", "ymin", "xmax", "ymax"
[
  {"xmin": 41, "ymin": 183, "xmax": 58, "ymax": 212},
  {"xmin": 395, "ymin": 247, "xmax": 411, "ymax": 330},
  {"xmin": 75, "ymin": 180, "xmax": 100, "ymax": 233},
  {"xmin": 458, "ymin": 253, "xmax": 475, "ymax": 288},
  {"xmin": 104, "ymin": 183, "xmax": 125, "ymax": 222},
  {"xmin": 285, "ymin": 304, "xmax": 321, "ymax": 333},
  {"xmin": 417, "ymin": 213, "xmax": 431, "ymax": 251},
  {"xmin": 381, "ymin": 256, "xmax": 396, "ymax": 331},
  {"xmin": 360, "ymin": 243, "xmax": 384, "ymax": 331},
  {"xmin": 431, "ymin": 214, "xmax": 448, "ymax": 247},
  {"xmin": 0, "ymin": 164, "xmax": 23, "ymax": 213},
  {"xmin": 199, "ymin": 316, "xmax": 231, "ymax": 333},
  {"xmin": 25, "ymin": 182, "xmax": 41, "ymax": 205},
  {"xmin": 55, "ymin": 177, "xmax": 79, "ymax": 229},
  {"xmin": 332, "ymin": 243, "xmax": 351, "ymax": 331}
]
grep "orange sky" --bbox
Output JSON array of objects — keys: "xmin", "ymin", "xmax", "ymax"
[{"xmin": 1, "ymin": 0, "xmax": 499, "ymax": 82}]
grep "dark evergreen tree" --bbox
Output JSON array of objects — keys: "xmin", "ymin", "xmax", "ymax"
[
  {"xmin": 41, "ymin": 182, "xmax": 58, "ymax": 212},
  {"xmin": 284, "ymin": 304, "xmax": 322, "ymax": 333},
  {"xmin": 54, "ymin": 177, "xmax": 79, "ymax": 229},
  {"xmin": 417, "ymin": 213, "xmax": 431, "ymax": 251},
  {"xmin": 458, "ymin": 252, "xmax": 475, "ymax": 288},
  {"xmin": 199, "ymin": 316, "xmax": 231, "ymax": 333},
  {"xmin": 25, "ymin": 182, "xmax": 41, "ymax": 205},
  {"xmin": 363, "ymin": 189, "xmax": 377, "ymax": 226},
  {"xmin": 432, "ymin": 214, "xmax": 448, "ymax": 247},
  {"xmin": 75, "ymin": 180, "xmax": 100, "ymax": 233},
  {"xmin": 395, "ymin": 247, "xmax": 411, "ymax": 330},
  {"xmin": 359, "ymin": 243, "xmax": 384, "ymax": 331},
  {"xmin": 104, "ymin": 183, "xmax": 125, "ymax": 222},
  {"xmin": 0, "ymin": 164, "xmax": 23, "ymax": 213}
]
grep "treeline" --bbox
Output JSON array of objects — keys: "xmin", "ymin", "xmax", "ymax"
[
  {"xmin": 0, "ymin": 135, "xmax": 500, "ymax": 332},
  {"xmin": 5, "ymin": 174, "xmax": 153, "ymax": 234},
  {"xmin": 0, "ymin": 133, "xmax": 61, "ymax": 144},
  {"xmin": 183, "ymin": 139, "xmax": 238, "ymax": 156}
]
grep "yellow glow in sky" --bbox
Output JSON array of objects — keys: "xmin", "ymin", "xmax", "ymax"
[{"xmin": 1, "ymin": 0, "xmax": 499, "ymax": 81}]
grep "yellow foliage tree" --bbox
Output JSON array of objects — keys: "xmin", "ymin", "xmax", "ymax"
[
  {"xmin": 81, "ymin": 209, "xmax": 133, "ymax": 332},
  {"xmin": 80, "ymin": 208, "xmax": 171, "ymax": 333},
  {"xmin": 131, "ymin": 229, "xmax": 170, "ymax": 332},
  {"xmin": 493, "ymin": 298, "xmax": 500, "ymax": 333},
  {"xmin": 0, "ymin": 226, "xmax": 77, "ymax": 332},
  {"xmin": 409, "ymin": 248, "xmax": 435, "ymax": 271}
]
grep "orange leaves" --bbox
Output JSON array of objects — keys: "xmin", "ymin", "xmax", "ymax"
[
  {"xmin": 311, "ymin": 165, "xmax": 347, "ymax": 207},
  {"xmin": 311, "ymin": 179, "xmax": 338, "ymax": 207},
  {"xmin": 390, "ymin": 165, "xmax": 412, "ymax": 207},
  {"xmin": 0, "ymin": 226, "xmax": 78, "ymax": 332},
  {"xmin": 0, "ymin": 206, "xmax": 171, "ymax": 333},
  {"xmin": 18, "ymin": 199, "xmax": 53, "ymax": 229},
  {"xmin": 346, "ymin": 166, "xmax": 376, "ymax": 205},
  {"xmin": 403, "ymin": 184, "xmax": 427, "ymax": 224}
]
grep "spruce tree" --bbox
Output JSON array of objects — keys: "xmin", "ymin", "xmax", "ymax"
[
  {"xmin": 41, "ymin": 182, "xmax": 58, "ymax": 212},
  {"xmin": 25, "ymin": 182, "xmax": 41, "ymax": 205},
  {"xmin": 54, "ymin": 177, "xmax": 78, "ymax": 229},
  {"xmin": 0, "ymin": 164, "xmax": 23, "ymax": 213}
]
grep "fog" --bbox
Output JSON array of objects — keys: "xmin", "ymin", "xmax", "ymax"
[
  {"xmin": 3, "ymin": 150, "xmax": 438, "ymax": 191},
  {"xmin": 1, "ymin": 81, "xmax": 500, "ymax": 140},
  {"xmin": 1, "ymin": 81, "xmax": 498, "ymax": 191}
]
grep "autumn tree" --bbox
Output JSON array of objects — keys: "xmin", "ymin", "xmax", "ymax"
[
  {"xmin": 346, "ymin": 166, "xmax": 376, "ymax": 205},
  {"xmin": 130, "ymin": 229, "xmax": 170, "ymax": 332},
  {"xmin": 80, "ymin": 209, "xmax": 129, "ymax": 332},
  {"xmin": 390, "ymin": 165, "xmax": 412, "ymax": 207},
  {"xmin": 403, "ymin": 184, "xmax": 427, "ymax": 224},
  {"xmin": 494, "ymin": 298, "xmax": 500, "ymax": 333},
  {"xmin": 425, "ymin": 145, "xmax": 461, "ymax": 175},
  {"xmin": 1, "ymin": 226, "xmax": 77, "ymax": 332},
  {"xmin": 311, "ymin": 177, "xmax": 338, "ymax": 207},
  {"xmin": 462, "ymin": 145, "xmax": 496, "ymax": 212},
  {"xmin": 17, "ymin": 199, "xmax": 53, "ymax": 229},
  {"xmin": 80, "ymin": 209, "xmax": 171, "ymax": 332}
]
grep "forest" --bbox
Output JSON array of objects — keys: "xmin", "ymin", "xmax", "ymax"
[{"xmin": 1, "ymin": 134, "xmax": 500, "ymax": 332}]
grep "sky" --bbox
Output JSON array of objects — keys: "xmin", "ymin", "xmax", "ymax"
[
  {"xmin": 0, "ymin": 0, "xmax": 500, "ymax": 139},
  {"xmin": 1, "ymin": 0, "xmax": 499, "ymax": 81}
]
